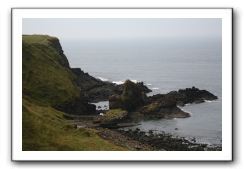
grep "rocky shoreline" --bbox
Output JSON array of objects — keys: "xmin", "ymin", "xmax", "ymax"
[
  {"xmin": 74, "ymin": 79, "xmax": 220, "ymax": 151},
  {"xmin": 116, "ymin": 128, "xmax": 222, "ymax": 151},
  {"xmin": 58, "ymin": 47, "xmax": 220, "ymax": 151},
  {"xmin": 90, "ymin": 80, "xmax": 218, "ymax": 127},
  {"xmin": 22, "ymin": 35, "xmax": 220, "ymax": 151},
  {"xmin": 66, "ymin": 115, "xmax": 221, "ymax": 151}
]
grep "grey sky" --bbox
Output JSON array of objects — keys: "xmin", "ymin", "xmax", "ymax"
[{"xmin": 23, "ymin": 18, "xmax": 221, "ymax": 41}]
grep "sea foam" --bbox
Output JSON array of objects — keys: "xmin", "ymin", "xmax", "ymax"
[
  {"xmin": 112, "ymin": 79, "xmax": 138, "ymax": 85},
  {"xmin": 97, "ymin": 77, "xmax": 109, "ymax": 81}
]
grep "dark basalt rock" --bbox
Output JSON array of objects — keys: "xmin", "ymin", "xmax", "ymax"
[
  {"xmin": 117, "ymin": 128, "xmax": 222, "ymax": 151},
  {"xmin": 138, "ymin": 102, "xmax": 190, "ymax": 119},
  {"xmin": 134, "ymin": 82, "xmax": 152, "ymax": 93},
  {"xmin": 109, "ymin": 95, "xmax": 123, "ymax": 110},
  {"xmin": 108, "ymin": 84, "xmax": 217, "ymax": 121},
  {"xmin": 118, "ymin": 82, "xmax": 152, "ymax": 93},
  {"xmin": 108, "ymin": 81, "xmax": 194, "ymax": 120},
  {"xmin": 109, "ymin": 80, "xmax": 147, "ymax": 112},
  {"xmin": 148, "ymin": 86, "xmax": 218, "ymax": 106},
  {"xmin": 54, "ymin": 94, "xmax": 96, "ymax": 115},
  {"xmin": 71, "ymin": 68, "xmax": 151, "ymax": 102},
  {"xmin": 71, "ymin": 68, "xmax": 119, "ymax": 102}
]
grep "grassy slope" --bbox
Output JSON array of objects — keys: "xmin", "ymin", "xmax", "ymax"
[
  {"xmin": 22, "ymin": 35, "xmax": 127, "ymax": 150},
  {"xmin": 23, "ymin": 35, "xmax": 79, "ymax": 106},
  {"xmin": 23, "ymin": 99, "xmax": 125, "ymax": 150}
]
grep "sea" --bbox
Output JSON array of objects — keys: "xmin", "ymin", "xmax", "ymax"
[{"xmin": 61, "ymin": 38, "xmax": 222, "ymax": 146}]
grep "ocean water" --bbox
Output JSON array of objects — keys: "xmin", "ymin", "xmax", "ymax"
[{"xmin": 61, "ymin": 38, "xmax": 222, "ymax": 146}]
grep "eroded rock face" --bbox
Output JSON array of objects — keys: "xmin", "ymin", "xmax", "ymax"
[
  {"xmin": 108, "ymin": 86, "xmax": 219, "ymax": 121},
  {"xmin": 108, "ymin": 81, "xmax": 198, "ymax": 120},
  {"xmin": 130, "ymin": 86, "xmax": 218, "ymax": 120},
  {"xmin": 148, "ymin": 86, "xmax": 218, "ymax": 106},
  {"xmin": 71, "ymin": 68, "xmax": 119, "ymax": 102},
  {"xmin": 71, "ymin": 68, "xmax": 151, "ymax": 102},
  {"xmin": 136, "ymin": 93, "xmax": 190, "ymax": 119},
  {"xmin": 138, "ymin": 102, "xmax": 190, "ymax": 119},
  {"xmin": 109, "ymin": 80, "xmax": 147, "ymax": 112}
]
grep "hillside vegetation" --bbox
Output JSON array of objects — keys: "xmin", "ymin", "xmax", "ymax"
[
  {"xmin": 22, "ymin": 35, "xmax": 126, "ymax": 150},
  {"xmin": 22, "ymin": 35, "xmax": 79, "ymax": 106}
]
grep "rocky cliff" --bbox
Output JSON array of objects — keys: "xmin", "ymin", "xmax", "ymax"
[{"xmin": 22, "ymin": 35, "xmax": 96, "ymax": 115}]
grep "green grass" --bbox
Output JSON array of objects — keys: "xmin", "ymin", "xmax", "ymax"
[
  {"xmin": 23, "ymin": 34, "xmax": 57, "ymax": 44},
  {"xmin": 22, "ymin": 35, "xmax": 128, "ymax": 151},
  {"xmin": 23, "ymin": 99, "xmax": 127, "ymax": 151},
  {"xmin": 22, "ymin": 35, "xmax": 79, "ymax": 106}
]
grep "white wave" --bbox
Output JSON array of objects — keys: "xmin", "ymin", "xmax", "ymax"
[
  {"xmin": 177, "ymin": 106, "xmax": 192, "ymax": 115},
  {"xmin": 204, "ymin": 100, "xmax": 220, "ymax": 103},
  {"xmin": 184, "ymin": 103, "xmax": 190, "ymax": 106},
  {"xmin": 147, "ymin": 83, "xmax": 152, "ymax": 86},
  {"xmin": 112, "ymin": 81, "xmax": 124, "ymax": 85},
  {"xmin": 112, "ymin": 79, "xmax": 139, "ymax": 85},
  {"xmin": 152, "ymin": 87, "xmax": 159, "ymax": 90},
  {"xmin": 97, "ymin": 77, "xmax": 108, "ymax": 81},
  {"xmin": 131, "ymin": 79, "xmax": 138, "ymax": 83}
]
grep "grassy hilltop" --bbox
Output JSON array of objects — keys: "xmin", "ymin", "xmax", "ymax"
[
  {"xmin": 22, "ymin": 35, "xmax": 79, "ymax": 105},
  {"xmin": 22, "ymin": 35, "xmax": 126, "ymax": 150}
]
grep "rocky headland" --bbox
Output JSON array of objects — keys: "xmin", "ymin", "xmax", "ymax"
[{"xmin": 22, "ymin": 34, "xmax": 219, "ymax": 151}]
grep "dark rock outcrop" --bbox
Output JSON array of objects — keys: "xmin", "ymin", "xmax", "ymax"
[
  {"xmin": 138, "ymin": 100, "xmax": 190, "ymax": 119},
  {"xmin": 135, "ymin": 82, "xmax": 152, "ymax": 93},
  {"xmin": 54, "ymin": 95, "xmax": 96, "ymax": 115},
  {"xmin": 148, "ymin": 86, "xmax": 218, "ymax": 106},
  {"xmin": 71, "ymin": 68, "xmax": 119, "ymax": 102},
  {"xmin": 108, "ymin": 83, "xmax": 218, "ymax": 121},
  {"xmin": 71, "ymin": 68, "xmax": 151, "ymax": 102},
  {"xmin": 107, "ymin": 80, "xmax": 191, "ymax": 120},
  {"xmin": 109, "ymin": 80, "xmax": 147, "ymax": 112}
]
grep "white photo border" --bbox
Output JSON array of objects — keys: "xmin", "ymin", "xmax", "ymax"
[{"xmin": 11, "ymin": 8, "xmax": 233, "ymax": 161}]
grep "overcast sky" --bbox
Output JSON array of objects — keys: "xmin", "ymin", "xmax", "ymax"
[{"xmin": 23, "ymin": 18, "xmax": 221, "ymax": 41}]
